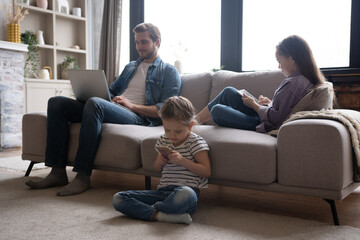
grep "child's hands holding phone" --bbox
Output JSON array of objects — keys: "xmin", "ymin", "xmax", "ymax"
[
  {"xmin": 167, "ymin": 151, "xmax": 183, "ymax": 165},
  {"xmin": 155, "ymin": 146, "xmax": 183, "ymax": 165},
  {"xmin": 155, "ymin": 146, "xmax": 172, "ymax": 160}
]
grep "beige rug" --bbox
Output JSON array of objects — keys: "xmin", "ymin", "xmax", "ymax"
[
  {"xmin": 0, "ymin": 156, "xmax": 48, "ymax": 172},
  {"xmin": 1, "ymin": 167, "xmax": 360, "ymax": 240}
]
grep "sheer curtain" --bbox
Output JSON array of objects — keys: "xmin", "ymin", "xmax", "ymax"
[
  {"xmin": 87, "ymin": 1, "xmax": 104, "ymax": 70},
  {"xmin": 99, "ymin": 0, "xmax": 123, "ymax": 85}
]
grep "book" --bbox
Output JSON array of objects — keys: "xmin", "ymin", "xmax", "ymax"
[{"xmin": 238, "ymin": 89, "xmax": 259, "ymax": 103}]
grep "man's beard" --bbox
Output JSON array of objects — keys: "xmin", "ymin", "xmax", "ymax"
[{"xmin": 140, "ymin": 45, "xmax": 156, "ymax": 60}]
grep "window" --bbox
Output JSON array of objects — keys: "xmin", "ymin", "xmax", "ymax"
[
  {"xmin": 119, "ymin": 0, "xmax": 130, "ymax": 73},
  {"xmin": 242, "ymin": 0, "xmax": 352, "ymax": 71},
  {"xmin": 144, "ymin": 0, "xmax": 221, "ymax": 73},
  {"xmin": 130, "ymin": 0, "xmax": 360, "ymax": 74}
]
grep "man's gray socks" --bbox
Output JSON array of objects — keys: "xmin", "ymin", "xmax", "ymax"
[
  {"xmin": 26, "ymin": 167, "xmax": 68, "ymax": 189},
  {"xmin": 56, "ymin": 173, "xmax": 90, "ymax": 196},
  {"xmin": 157, "ymin": 212, "xmax": 192, "ymax": 224}
]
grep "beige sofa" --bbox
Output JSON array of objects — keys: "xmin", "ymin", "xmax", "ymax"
[{"xmin": 22, "ymin": 70, "xmax": 359, "ymax": 225}]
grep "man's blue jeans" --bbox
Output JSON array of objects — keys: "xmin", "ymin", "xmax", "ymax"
[
  {"xmin": 208, "ymin": 87, "xmax": 261, "ymax": 130},
  {"xmin": 45, "ymin": 96, "xmax": 149, "ymax": 175},
  {"xmin": 112, "ymin": 185, "xmax": 199, "ymax": 221}
]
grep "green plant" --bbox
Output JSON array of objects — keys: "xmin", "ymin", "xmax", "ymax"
[
  {"xmin": 211, "ymin": 65, "xmax": 225, "ymax": 72},
  {"xmin": 21, "ymin": 30, "xmax": 40, "ymax": 77},
  {"xmin": 61, "ymin": 55, "xmax": 79, "ymax": 70}
]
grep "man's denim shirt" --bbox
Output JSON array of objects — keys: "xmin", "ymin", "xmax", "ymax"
[{"xmin": 108, "ymin": 56, "xmax": 181, "ymax": 126}]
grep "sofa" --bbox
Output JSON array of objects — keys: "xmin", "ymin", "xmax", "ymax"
[{"xmin": 22, "ymin": 70, "xmax": 360, "ymax": 225}]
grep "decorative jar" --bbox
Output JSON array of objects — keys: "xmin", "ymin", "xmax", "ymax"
[
  {"xmin": 36, "ymin": 0, "xmax": 48, "ymax": 9},
  {"xmin": 7, "ymin": 23, "xmax": 21, "ymax": 43}
]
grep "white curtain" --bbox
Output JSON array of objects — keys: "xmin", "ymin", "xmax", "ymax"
[
  {"xmin": 87, "ymin": 0, "xmax": 104, "ymax": 71},
  {"xmin": 99, "ymin": 0, "xmax": 122, "ymax": 85}
]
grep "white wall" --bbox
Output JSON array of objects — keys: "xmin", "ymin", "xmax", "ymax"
[{"xmin": 0, "ymin": 0, "xmax": 11, "ymax": 41}]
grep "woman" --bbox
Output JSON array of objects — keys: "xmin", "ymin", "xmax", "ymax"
[{"xmin": 196, "ymin": 35, "xmax": 326, "ymax": 132}]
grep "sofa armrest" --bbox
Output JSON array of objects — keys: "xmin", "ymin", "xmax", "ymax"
[
  {"xmin": 277, "ymin": 119, "xmax": 353, "ymax": 191},
  {"xmin": 22, "ymin": 112, "xmax": 47, "ymax": 161}
]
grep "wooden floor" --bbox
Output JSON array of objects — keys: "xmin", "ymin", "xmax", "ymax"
[{"xmin": 3, "ymin": 147, "xmax": 360, "ymax": 228}]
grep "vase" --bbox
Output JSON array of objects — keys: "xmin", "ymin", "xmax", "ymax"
[
  {"xmin": 174, "ymin": 60, "xmax": 183, "ymax": 74},
  {"xmin": 38, "ymin": 69, "xmax": 50, "ymax": 79},
  {"xmin": 7, "ymin": 23, "xmax": 21, "ymax": 43},
  {"xmin": 37, "ymin": 30, "xmax": 45, "ymax": 45},
  {"xmin": 61, "ymin": 62, "xmax": 75, "ymax": 79},
  {"xmin": 36, "ymin": 0, "xmax": 48, "ymax": 9}
]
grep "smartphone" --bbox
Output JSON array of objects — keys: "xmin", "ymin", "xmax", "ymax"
[{"xmin": 155, "ymin": 146, "xmax": 173, "ymax": 160}]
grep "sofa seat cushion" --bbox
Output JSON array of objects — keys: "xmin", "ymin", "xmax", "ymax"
[
  {"xmin": 194, "ymin": 126, "xmax": 278, "ymax": 184},
  {"xmin": 67, "ymin": 124, "xmax": 163, "ymax": 171},
  {"xmin": 140, "ymin": 125, "xmax": 278, "ymax": 185},
  {"xmin": 139, "ymin": 126, "xmax": 166, "ymax": 173}
]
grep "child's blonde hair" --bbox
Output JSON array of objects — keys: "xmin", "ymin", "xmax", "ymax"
[{"xmin": 159, "ymin": 96, "xmax": 195, "ymax": 126}]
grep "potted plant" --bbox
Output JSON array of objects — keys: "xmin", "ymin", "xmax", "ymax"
[
  {"xmin": 211, "ymin": 65, "xmax": 225, "ymax": 72},
  {"xmin": 21, "ymin": 30, "xmax": 40, "ymax": 78},
  {"xmin": 60, "ymin": 55, "xmax": 79, "ymax": 79}
]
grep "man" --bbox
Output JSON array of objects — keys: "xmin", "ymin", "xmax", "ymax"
[{"xmin": 26, "ymin": 23, "xmax": 181, "ymax": 196}]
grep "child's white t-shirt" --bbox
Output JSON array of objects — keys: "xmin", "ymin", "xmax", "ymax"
[{"xmin": 155, "ymin": 132, "xmax": 210, "ymax": 189}]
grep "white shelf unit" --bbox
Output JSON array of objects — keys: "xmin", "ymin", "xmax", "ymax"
[
  {"xmin": 16, "ymin": 0, "xmax": 88, "ymax": 113},
  {"xmin": 16, "ymin": 0, "xmax": 88, "ymax": 80}
]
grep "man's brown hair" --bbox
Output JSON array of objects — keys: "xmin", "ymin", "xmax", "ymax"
[{"xmin": 133, "ymin": 23, "xmax": 161, "ymax": 46}]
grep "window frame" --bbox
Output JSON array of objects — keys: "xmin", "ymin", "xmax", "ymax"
[{"xmin": 129, "ymin": 0, "xmax": 360, "ymax": 75}]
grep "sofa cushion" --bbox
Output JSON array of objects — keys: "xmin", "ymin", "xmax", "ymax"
[
  {"xmin": 180, "ymin": 72, "xmax": 213, "ymax": 113},
  {"xmin": 139, "ymin": 127, "xmax": 165, "ymax": 173},
  {"xmin": 67, "ymin": 124, "xmax": 163, "ymax": 171},
  {"xmin": 285, "ymin": 82, "xmax": 334, "ymax": 120},
  {"xmin": 210, "ymin": 70, "xmax": 285, "ymax": 102},
  {"xmin": 140, "ymin": 125, "xmax": 278, "ymax": 185},
  {"xmin": 193, "ymin": 126, "xmax": 278, "ymax": 184},
  {"xmin": 22, "ymin": 112, "xmax": 47, "ymax": 162}
]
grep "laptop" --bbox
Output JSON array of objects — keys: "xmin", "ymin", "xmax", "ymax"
[{"xmin": 67, "ymin": 69, "xmax": 112, "ymax": 102}]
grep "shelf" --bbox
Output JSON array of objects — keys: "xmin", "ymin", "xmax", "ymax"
[
  {"xmin": 39, "ymin": 44, "xmax": 54, "ymax": 50},
  {"xmin": 16, "ymin": 3, "xmax": 53, "ymax": 14},
  {"xmin": 0, "ymin": 40, "xmax": 28, "ymax": 52},
  {"xmin": 55, "ymin": 12, "xmax": 86, "ymax": 21},
  {"xmin": 56, "ymin": 46, "xmax": 86, "ymax": 54},
  {"xmin": 25, "ymin": 78, "xmax": 70, "ymax": 83},
  {"xmin": 17, "ymin": 0, "xmax": 87, "ymax": 81}
]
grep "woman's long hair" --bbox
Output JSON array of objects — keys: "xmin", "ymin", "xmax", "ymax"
[{"xmin": 276, "ymin": 35, "xmax": 325, "ymax": 86}]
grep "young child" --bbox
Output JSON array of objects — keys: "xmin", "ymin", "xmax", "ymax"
[
  {"xmin": 113, "ymin": 96, "xmax": 211, "ymax": 224},
  {"xmin": 196, "ymin": 35, "xmax": 330, "ymax": 133}
]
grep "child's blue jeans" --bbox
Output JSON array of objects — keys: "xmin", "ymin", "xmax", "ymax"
[
  {"xmin": 113, "ymin": 185, "xmax": 199, "ymax": 221},
  {"xmin": 208, "ymin": 86, "xmax": 261, "ymax": 130}
]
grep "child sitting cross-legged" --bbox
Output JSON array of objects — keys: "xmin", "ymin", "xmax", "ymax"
[{"xmin": 112, "ymin": 96, "xmax": 211, "ymax": 224}]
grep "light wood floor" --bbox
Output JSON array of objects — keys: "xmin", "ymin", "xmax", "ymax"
[{"xmin": 3, "ymin": 147, "xmax": 360, "ymax": 228}]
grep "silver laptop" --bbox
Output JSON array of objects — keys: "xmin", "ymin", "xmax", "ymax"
[{"xmin": 67, "ymin": 69, "xmax": 112, "ymax": 102}]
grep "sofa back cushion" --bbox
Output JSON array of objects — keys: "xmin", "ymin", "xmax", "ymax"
[
  {"xmin": 180, "ymin": 72, "xmax": 213, "ymax": 114},
  {"xmin": 210, "ymin": 70, "xmax": 285, "ymax": 102}
]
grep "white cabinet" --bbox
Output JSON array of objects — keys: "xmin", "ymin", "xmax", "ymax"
[{"xmin": 25, "ymin": 79, "xmax": 74, "ymax": 113}]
